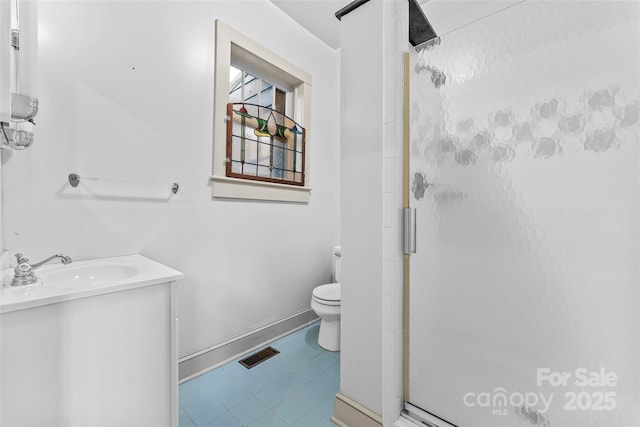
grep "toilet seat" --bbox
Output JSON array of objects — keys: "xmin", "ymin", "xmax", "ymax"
[{"xmin": 312, "ymin": 283, "xmax": 341, "ymax": 306}]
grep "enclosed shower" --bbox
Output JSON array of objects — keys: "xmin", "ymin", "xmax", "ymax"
[{"xmin": 403, "ymin": 1, "xmax": 639, "ymax": 426}]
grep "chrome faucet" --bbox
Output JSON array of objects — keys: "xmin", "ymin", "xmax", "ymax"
[{"xmin": 11, "ymin": 253, "xmax": 72, "ymax": 286}]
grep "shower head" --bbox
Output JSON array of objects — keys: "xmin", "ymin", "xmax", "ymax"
[{"xmin": 408, "ymin": 0, "xmax": 438, "ymax": 46}]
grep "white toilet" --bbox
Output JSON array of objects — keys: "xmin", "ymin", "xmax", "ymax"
[{"xmin": 311, "ymin": 247, "xmax": 341, "ymax": 351}]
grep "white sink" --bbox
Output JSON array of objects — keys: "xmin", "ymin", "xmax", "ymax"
[
  {"xmin": 40, "ymin": 264, "xmax": 141, "ymax": 288},
  {"xmin": 0, "ymin": 255, "xmax": 183, "ymax": 313}
]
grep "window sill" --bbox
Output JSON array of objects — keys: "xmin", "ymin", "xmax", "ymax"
[{"xmin": 210, "ymin": 175, "xmax": 311, "ymax": 203}]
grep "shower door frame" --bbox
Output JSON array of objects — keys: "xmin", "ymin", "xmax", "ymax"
[{"xmin": 401, "ymin": 51, "xmax": 458, "ymax": 427}]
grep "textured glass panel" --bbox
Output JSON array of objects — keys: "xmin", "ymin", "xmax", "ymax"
[
  {"xmin": 295, "ymin": 153, "xmax": 303, "ymax": 173},
  {"xmin": 243, "ymin": 163, "xmax": 257, "ymax": 177},
  {"xmin": 231, "ymin": 161, "xmax": 242, "ymax": 174},
  {"xmin": 257, "ymin": 140, "xmax": 271, "ymax": 167},
  {"xmin": 232, "ymin": 119, "xmax": 241, "ymax": 136},
  {"xmin": 231, "ymin": 136, "xmax": 241, "ymax": 161},
  {"xmin": 272, "ymin": 168, "xmax": 283, "ymax": 179},
  {"xmin": 272, "ymin": 143, "xmax": 284, "ymax": 178},
  {"xmin": 408, "ymin": 2, "xmax": 640, "ymax": 427},
  {"xmin": 244, "ymin": 139, "xmax": 257, "ymax": 164},
  {"xmin": 257, "ymin": 165, "xmax": 270, "ymax": 178}
]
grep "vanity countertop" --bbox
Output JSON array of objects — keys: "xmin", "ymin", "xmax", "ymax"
[{"xmin": 0, "ymin": 254, "xmax": 183, "ymax": 314}]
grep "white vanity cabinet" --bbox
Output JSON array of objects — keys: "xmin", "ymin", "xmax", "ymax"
[{"xmin": 0, "ymin": 255, "xmax": 182, "ymax": 427}]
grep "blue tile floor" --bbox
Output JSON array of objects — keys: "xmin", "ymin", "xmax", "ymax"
[{"xmin": 179, "ymin": 323, "xmax": 340, "ymax": 427}]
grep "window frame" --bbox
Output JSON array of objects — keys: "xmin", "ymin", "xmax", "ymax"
[{"xmin": 212, "ymin": 20, "xmax": 312, "ymax": 203}]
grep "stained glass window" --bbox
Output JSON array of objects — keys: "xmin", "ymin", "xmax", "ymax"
[
  {"xmin": 213, "ymin": 21, "xmax": 312, "ymax": 201},
  {"xmin": 226, "ymin": 103, "xmax": 305, "ymax": 186}
]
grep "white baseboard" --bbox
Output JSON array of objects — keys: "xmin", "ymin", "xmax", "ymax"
[
  {"xmin": 178, "ymin": 308, "xmax": 318, "ymax": 382},
  {"xmin": 332, "ymin": 391, "xmax": 383, "ymax": 427}
]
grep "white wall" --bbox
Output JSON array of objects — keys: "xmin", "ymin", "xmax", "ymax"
[
  {"xmin": 340, "ymin": 0, "xmax": 384, "ymax": 413},
  {"xmin": 1, "ymin": 0, "xmax": 340, "ymax": 359},
  {"xmin": 339, "ymin": 0, "xmax": 406, "ymax": 418}
]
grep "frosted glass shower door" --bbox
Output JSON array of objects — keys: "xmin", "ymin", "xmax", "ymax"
[{"xmin": 407, "ymin": 2, "xmax": 640, "ymax": 427}]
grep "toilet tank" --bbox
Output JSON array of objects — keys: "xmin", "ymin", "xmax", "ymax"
[{"xmin": 333, "ymin": 246, "xmax": 341, "ymax": 283}]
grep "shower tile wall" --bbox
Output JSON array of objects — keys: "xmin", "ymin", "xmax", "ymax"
[
  {"xmin": 339, "ymin": 0, "xmax": 408, "ymax": 419},
  {"xmin": 408, "ymin": 2, "xmax": 639, "ymax": 426},
  {"xmin": 381, "ymin": 1, "xmax": 408, "ymax": 425}
]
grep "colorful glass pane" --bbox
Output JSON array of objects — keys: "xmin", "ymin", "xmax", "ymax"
[{"xmin": 226, "ymin": 103, "xmax": 305, "ymax": 186}]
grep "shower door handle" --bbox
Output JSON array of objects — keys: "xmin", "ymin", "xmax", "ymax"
[{"xmin": 403, "ymin": 208, "xmax": 417, "ymax": 254}]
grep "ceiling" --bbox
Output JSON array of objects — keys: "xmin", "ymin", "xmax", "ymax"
[
  {"xmin": 270, "ymin": 0, "xmax": 520, "ymax": 50},
  {"xmin": 270, "ymin": 0, "xmax": 348, "ymax": 50}
]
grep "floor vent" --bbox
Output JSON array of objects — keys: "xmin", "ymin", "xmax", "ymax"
[{"xmin": 239, "ymin": 346, "xmax": 280, "ymax": 369}]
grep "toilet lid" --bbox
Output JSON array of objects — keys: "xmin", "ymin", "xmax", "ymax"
[{"xmin": 313, "ymin": 282, "xmax": 341, "ymax": 303}]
